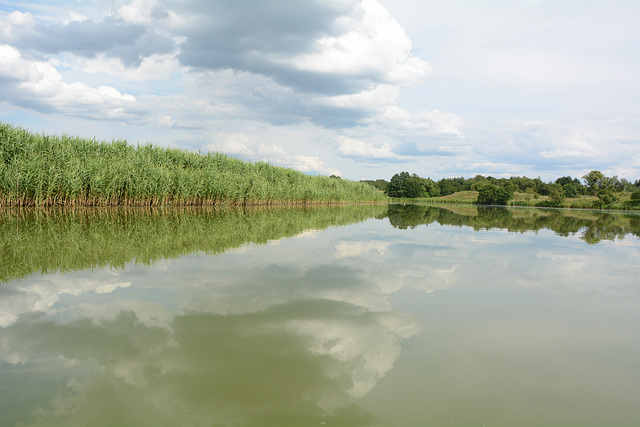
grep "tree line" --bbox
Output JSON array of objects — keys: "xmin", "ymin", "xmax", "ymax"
[{"xmin": 361, "ymin": 171, "xmax": 640, "ymax": 208}]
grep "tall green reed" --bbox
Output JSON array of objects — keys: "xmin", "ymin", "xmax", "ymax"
[{"xmin": 1, "ymin": 122, "xmax": 387, "ymax": 207}]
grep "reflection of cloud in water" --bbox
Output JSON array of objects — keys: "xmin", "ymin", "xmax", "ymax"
[
  {"xmin": 1, "ymin": 305, "xmax": 407, "ymax": 426},
  {"xmin": 295, "ymin": 229, "xmax": 322, "ymax": 239},
  {"xmin": 180, "ymin": 264, "xmax": 395, "ymax": 314},
  {"xmin": 279, "ymin": 306, "xmax": 421, "ymax": 399},
  {"xmin": 333, "ymin": 239, "xmax": 459, "ymax": 295},
  {"xmin": 0, "ymin": 272, "xmax": 132, "ymax": 328},
  {"xmin": 334, "ymin": 241, "xmax": 390, "ymax": 258}
]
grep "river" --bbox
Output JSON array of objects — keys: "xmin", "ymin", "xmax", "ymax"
[{"xmin": 1, "ymin": 204, "xmax": 639, "ymax": 426}]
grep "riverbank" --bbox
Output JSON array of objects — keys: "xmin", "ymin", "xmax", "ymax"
[{"xmin": 0, "ymin": 123, "xmax": 387, "ymax": 207}]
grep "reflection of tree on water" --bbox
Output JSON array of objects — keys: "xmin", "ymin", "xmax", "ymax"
[
  {"xmin": 1, "ymin": 299, "xmax": 419, "ymax": 426},
  {"xmin": 385, "ymin": 204, "xmax": 640, "ymax": 244}
]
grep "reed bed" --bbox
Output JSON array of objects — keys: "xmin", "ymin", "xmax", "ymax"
[{"xmin": 0, "ymin": 122, "xmax": 387, "ymax": 207}]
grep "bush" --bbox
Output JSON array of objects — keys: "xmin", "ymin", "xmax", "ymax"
[
  {"xmin": 476, "ymin": 184, "xmax": 513, "ymax": 205},
  {"xmin": 547, "ymin": 184, "xmax": 565, "ymax": 206}
]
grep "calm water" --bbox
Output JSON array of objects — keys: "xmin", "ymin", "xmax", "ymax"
[{"xmin": 1, "ymin": 205, "xmax": 639, "ymax": 426}]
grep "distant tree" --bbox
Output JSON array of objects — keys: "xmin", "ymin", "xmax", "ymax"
[
  {"xmin": 606, "ymin": 176, "xmax": 623, "ymax": 192},
  {"xmin": 438, "ymin": 178, "xmax": 455, "ymax": 196},
  {"xmin": 547, "ymin": 184, "xmax": 565, "ymax": 206},
  {"xmin": 386, "ymin": 172, "xmax": 426, "ymax": 198},
  {"xmin": 386, "ymin": 172, "xmax": 409, "ymax": 198},
  {"xmin": 448, "ymin": 177, "xmax": 467, "ymax": 193},
  {"xmin": 533, "ymin": 177, "xmax": 551, "ymax": 196},
  {"xmin": 361, "ymin": 179, "xmax": 389, "ymax": 192},
  {"xmin": 476, "ymin": 183, "xmax": 513, "ymax": 205},
  {"xmin": 619, "ymin": 178, "xmax": 633, "ymax": 192},
  {"xmin": 595, "ymin": 188, "xmax": 619, "ymax": 208},
  {"xmin": 555, "ymin": 176, "xmax": 575, "ymax": 186},
  {"xmin": 467, "ymin": 175, "xmax": 488, "ymax": 191},
  {"xmin": 562, "ymin": 182, "xmax": 583, "ymax": 198},
  {"xmin": 510, "ymin": 176, "xmax": 536, "ymax": 192},
  {"xmin": 582, "ymin": 170, "xmax": 605, "ymax": 195},
  {"xmin": 419, "ymin": 177, "xmax": 440, "ymax": 197}
]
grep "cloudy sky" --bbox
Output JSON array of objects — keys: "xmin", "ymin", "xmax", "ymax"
[{"xmin": 1, "ymin": 0, "xmax": 639, "ymax": 181}]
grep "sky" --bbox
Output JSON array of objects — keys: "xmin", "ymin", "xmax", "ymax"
[{"xmin": 1, "ymin": 0, "xmax": 639, "ymax": 182}]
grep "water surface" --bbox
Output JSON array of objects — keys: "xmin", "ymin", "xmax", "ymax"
[{"xmin": 1, "ymin": 205, "xmax": 639, "ymax": 426}]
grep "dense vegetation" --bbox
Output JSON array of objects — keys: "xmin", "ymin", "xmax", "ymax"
[
  {"xmin": 0, "ymin": 122, "xmax": 387, "ymax": 207},
  {"xmin": 364, "ymin": 170, "xmax": 640, "ymax": 209},
  {"xmin": 1, "ymin": 204, "xmax": 388, "ymax": 284}
]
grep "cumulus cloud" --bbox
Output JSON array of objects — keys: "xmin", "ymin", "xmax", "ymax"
[
  {"xmin": 114, "ymin": 0, "xmax": 182, "ymax": 27},
  {"xmin": 205, "ymin": 133, "xmax": 341, "ymax": 176},
  {"xmin": 175, "ymin": 0, "xmax": 429, "ymax": 95},
  {"xmin": 0, "ymin": 11, "xmax": 176, "ymax": 68},
  {"xmin": 337, "ymin": 135, "xmax": 407, "ymax": 161},
  {"xmin": 291, "ymin": 0, "xmax": 430, "ymax": 85},
  {"xmin": 0, "ymin": 44, "xmax": 138, "ymax": 118},
  {"xmin": 380, "ymin": 106, "xmax": 463, "ymax": 135},
  {"xmin": 309, "ymin": 84, "xmax": 399, "ymax": 113},
  {"xmin": 79, "ymin": 52, "xmax": 180, "ymax": 81}
]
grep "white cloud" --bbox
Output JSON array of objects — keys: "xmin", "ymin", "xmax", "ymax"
[
  {"xmin": 335, "ymin": 240, "xmax": 390, "ymax": 258},
  {"xmin": 0, "ymin": 44, "xmax": 137, "ymax": 118},
  {"xmin": 292, "ymin": 0, "xmax": 430, "ymax": 85},
  {"xmin": 309, "ymin": 84, "xmax": 398, "ymax": 112},
  {"xmin": 337, "ymin": 135, "xmax": 405, "ymax": 160},
  {"xmin": 115, "ymin": 0, "xmax": 182, "ymax": 27},
  {"xmin": 206, "ymin": 134, "xmax": 341, "ymax": 176},
  {"xmin": 95, "ymin": 281, "xmax": 132, "ymax": 294},
  {"xmin": 291, "ymin": 154, "xmax": 340, "ymax": 175},
  {"xmin": 63, "ymin": 11, "xmax": 87, "ymax": 24},
  {"xmin": 6, "ymin": 10, "xmax": 35, "ymax": 28},
  {"xmin": 79, "ymin": 53, "xmax": 179, "ymax": 81},
  {"xmin": 380, "ymin": 106, "xmax": 463, "ymax": 135},
  {"xmin": 115, "ymin": 0, "xmax": 158, "ymax": 25}
]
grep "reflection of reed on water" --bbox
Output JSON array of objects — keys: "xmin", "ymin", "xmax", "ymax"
[{"xmin": 0, "ymin": 204, "xmax": 387, "ymax": 284}]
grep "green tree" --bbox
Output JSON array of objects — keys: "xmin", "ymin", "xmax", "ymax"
[
  {"xmin": 438, "ymin": 177, "xmax": 466, "ymax": 195},
  {"xmin": 595, "ymin": 188, "xmax": 619, "ymax": 208},
  {"xmin": 419, "ymin": 177, "xmax": 440, "ymax": 197},
  {"xmin": 386, "ymin": 172, "xmax": 426, "ymax": 198},
  {"xmin": 582, "ymin": 170, "xmax": 605, "ymax": 196},
  {"xmin": 547, "ymin": 184, "xmax": 565, "ymax": 206},
  {"xmin": 438, "ymin": 178, "xmax": 455, "ymax": 196},
  {"xmin": 361, "ymin": 179, "xmax": 389, "ymax": 192},
  {"xmin": 562, "ymin": 182, "xmax": 583, "ymax": 198},
  {"xmin": 533, "ymin": 177, "xmax": 551, "ymax": 196},
  {"xmin": 476, "ymin": 183, "xmax": 513, "ymax": 205}
]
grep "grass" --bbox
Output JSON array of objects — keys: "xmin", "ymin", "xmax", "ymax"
[{"xmin": 0, "ymin": 122, "xmax": 387, "ymax": 207}]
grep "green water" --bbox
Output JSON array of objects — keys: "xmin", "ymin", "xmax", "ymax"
[{"xmin": 1, "ymin": 205, "xmax": 639, "ymax": 426}]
